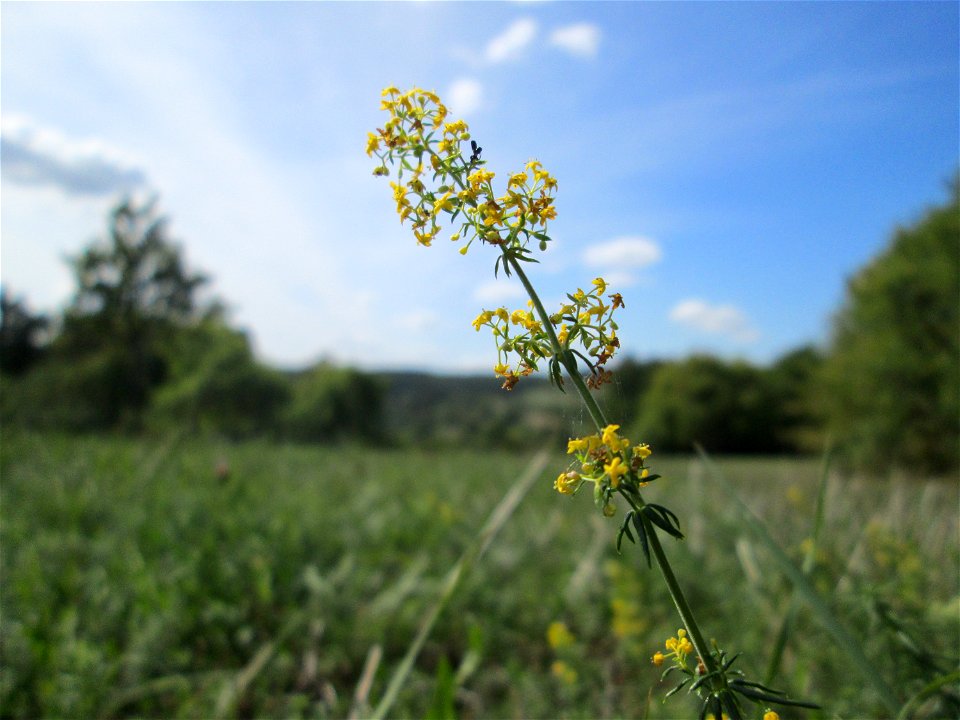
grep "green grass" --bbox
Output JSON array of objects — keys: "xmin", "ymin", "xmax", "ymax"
[{"xmin": 2, "ymin": 431, "xmax": 957, "ymax": 718}]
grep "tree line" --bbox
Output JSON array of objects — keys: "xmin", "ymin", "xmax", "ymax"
[
  {"xmin": 0, "ymin": 199, "xmax": 382, "ymax": 443},
  {"xmin": 2, "ymin": 179, "xmax": 957, "ymax": 475}
]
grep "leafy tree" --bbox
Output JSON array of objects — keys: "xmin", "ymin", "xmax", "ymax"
[
  {"xmin": 820, "ymin": 179, "xmax": 959, "ymax": 474},
  {"xmin": 0, "ymin": 289, "xmax": 49, "ymax": 376},
  {"xmin": 281, "ymin": 364, "xmax": 385, "ymax": 443},
  {"xmin": 148, "ymin": 321, "xmax": 290, "ymax": 439},
  {"xmin": 766, "ymin": 345, "xmax": 825, "ymax": 452},
  {"xmin": 56, "ymin": 197, "xmax": 209, "ymax": 427},
  {"xmin": 600, "ymin": 357, "xmax": 663, "ymax": 431},
  {"xmin": 633, "ymin": 355, "xmax": 781, "ymax": 454}
]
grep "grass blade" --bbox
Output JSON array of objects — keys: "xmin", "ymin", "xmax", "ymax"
[{"xmin": 764, "ymin": 442, "xmax": 832, "ymax": 686}]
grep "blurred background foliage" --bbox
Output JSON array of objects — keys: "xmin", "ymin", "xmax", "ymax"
[{"xmin": 1, "ymin": 177, "xmax": 958, "ymax": 474}]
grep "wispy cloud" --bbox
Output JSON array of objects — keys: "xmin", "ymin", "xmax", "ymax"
[
  {"xmin": 583, "ymin": 235, "xmax": 662, "ymax": 268},
  {"xmin": 1, "ymin": 115, "xmax": 147, "ymax": 197},
  {"xmin": 549, "ymin": 23, "xmax": 601, "ymax": 58},
  {"xmin": 447, "ymin": 78, "xmax": 484, "ymax": 116},
  {"xmin": 669, "ymin": 299, "xmax": 759, "ymax": 343},
  {"xmin": 485, "ymin": 18, "xmax": 537, "ymax": 64}
]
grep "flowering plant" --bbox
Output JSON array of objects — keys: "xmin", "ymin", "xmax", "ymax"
[{"xmin": 369, "ymin": 85, "xmax": 818, "ymax": 718}]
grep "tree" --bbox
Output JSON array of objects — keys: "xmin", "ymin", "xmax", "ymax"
[
  {"xmin": 57, "ymin": 197, "xmax": 209, "ymax": 427},
  {"xmin": 633, "ymin": 355, "xmax": 781, "ymax": 454},
  {"xmin": 820, "ymin": 178, "xmax": 959, "ymax": 474},
  {"xmin": 281, "ymin": 364, "xmax": 385, "ymax": 443},
  {"xmin": 148, "ymin": 320, "xmax": 290, "ymax": 439},
  {"xmin": 765, "ymin": 345, "xmax": 825, "ymax": 452},
  {"xmin": 0, "ymin": 289, "xmax": 49, "ymax": 376}
]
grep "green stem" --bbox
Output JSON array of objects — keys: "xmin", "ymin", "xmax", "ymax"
[{"xmin": 506, "ymin": 255, "xmax": 726, "ymax": 693}]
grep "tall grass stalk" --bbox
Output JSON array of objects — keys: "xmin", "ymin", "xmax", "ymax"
[{"xmin": 763, "ymin": 443, "xmax": 831, "ymax": 687}]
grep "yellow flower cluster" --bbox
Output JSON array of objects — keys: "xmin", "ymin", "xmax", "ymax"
[
  {"xmin": 651, "ymin": 628, "xmax": 695, "ymax": 670},
  {"xmin": 559, "ymin": 424, "xmax": 652, "ymax": 496},
  {"xmin": 472, "ymin": 277, "xmax": 624, "ymax": 389},
  {"xmin": 369, "ymin": 86, "xmax": 558, "ymax": 257}
]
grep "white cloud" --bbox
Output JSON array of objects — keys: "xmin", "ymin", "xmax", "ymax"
[
  {"xmin": 447, "ymin": 78, "xmax": 483, "ymax": 116},
  {"xmin": 473, "ymin": 278, "xmax": 525, "ymax": 304},
  {"xmin": 485, "ymin": 18, "xmax": 537, "ymax": 63},
  {"xmin": 549, "ymin": 23, "xmax": 601, "ymax": 58},
  {"xmin": 669, "ymin": 299, "xmax": 760, "ymax": 343},
  {"xmin": 397, "ymin": 309, "xmax": 438, "ymax": 333},
  {"xmin": 583, "ymin": 235, "xmax": 662, "ymax": 268},
  {"xmin": 1, "ymin": 115, "xmax": 147, "ymax": 196}
]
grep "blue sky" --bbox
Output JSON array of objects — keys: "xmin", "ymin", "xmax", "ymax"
[{"xmin": 2, "ymin": 1, "xmax": 957, "ymax": 373}]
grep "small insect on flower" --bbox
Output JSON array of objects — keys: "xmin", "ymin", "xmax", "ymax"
[{"xmin": 469, "ymin": 139, "xmax": 483, "ymax": 165}]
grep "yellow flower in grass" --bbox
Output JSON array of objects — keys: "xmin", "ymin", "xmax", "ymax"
[
  {"xmin": 546, "ymin": 621, "xmax": 575, "ymax": 649},
  {"xmin": 550, "ymin": 660, "xmax": 577, "ymax": 685}
]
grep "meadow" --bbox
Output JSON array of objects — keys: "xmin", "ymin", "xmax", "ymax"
[{"xmin": 1, "ymin": 431, "xmax": 957, "ymax": 719}]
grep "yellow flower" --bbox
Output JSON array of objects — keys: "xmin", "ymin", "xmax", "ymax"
[
  {"xmin": 508, "ymin": 171, "xmax": 528, "ymax": 188},
  {"xmin": 381, "ymin": 85, "xmax": 400, "ymax": 97},
  {"xmin": 550, "ymin": 660, "xmax": 577, "ymax": 685},
  {"xmin": 592, "ymin": 277, "xmax": 607, "ymax": 294},
  {"xmin": 467, "ymin": 168, "xmax": 495, "ymax": 188},
  {"xmin": 510, "ymin": 309, "xmax": 528, "ymax": 325},
  {"xmin": 601, "ymin": 424, "xmax": 623, "ymax": 448},
  {"xmin": 554, "ymin": 471, "xmax": 581, "ymax": 495},
  {"xmin": 432, "ymin": 190, "xmax": 454, "ymax": 216},
  {"xmin": 763, "ymin": 712, "xmax": 780, "ymax": 720},
  {"xmin": 537, "ymin": 203, "xmax": 557, "ymax": 223},
  {"xmin": 634, "ymin": 443, "xmax": 652, "ymax": 460},
  {"xmin": 651, "ymin": 651, "xmax": 665, "ymax": 666},
  {"xmin": 604, "ymin": 456, "xmax": 627, "ymax": 488},
  {"xmin": 443, "ymin": 119, "xmax": 468, "ymax": 137},
  {"xmin": 472, "ymin": 310, "xmax": 493, "ymax": 331},
  {"xmin": 547, "ymin": 621, "xmax": 575, "ymax": 649},
  {"xmin": 366, "ymin": 132, "xmax": 381, "ymax": 156},
  {"xmin": 567, "ymin": 437, "xmax": 589, "ymax": 454}
]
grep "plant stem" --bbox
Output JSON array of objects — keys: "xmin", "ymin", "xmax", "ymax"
[{"xmin": 507, "ymin": 254, "xmax": 726, "ymax": 691}]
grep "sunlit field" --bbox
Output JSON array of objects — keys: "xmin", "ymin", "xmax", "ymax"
[{"xmin": 2, "ymin": 432, "xmax": 956, "ymax": 719}]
